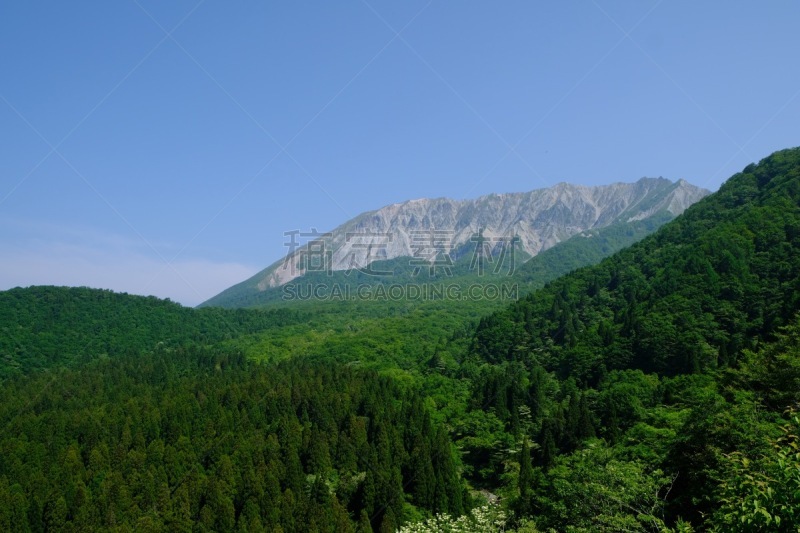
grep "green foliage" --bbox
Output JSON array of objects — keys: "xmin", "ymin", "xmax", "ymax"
[
  {"xmin": 707, "ymin": 316, "xmax": 800, "ymax": 530},
  {"xmin": 711, "ymin": 410, "xmax": 800, "ymax": 532},
  {"xmin": 0, "ymin": 348, "xmax": 466, "ymax": 531},
  {"xmin": 531, "ymin": 441, "xmax": 676, "ymax": 532},
  {"xmin": 728, "ymin": 319, "xmax": 800, "ymax": 410}
]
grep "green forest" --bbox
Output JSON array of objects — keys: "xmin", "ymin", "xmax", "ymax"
[{"xmin": 2, "ymin": 148, "xmax": 800, "ymax": 531}]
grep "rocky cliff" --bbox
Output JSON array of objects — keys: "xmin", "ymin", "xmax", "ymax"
[{"xmin": 201, "ymin": 177, "xmax": 709, "ymax": 307}]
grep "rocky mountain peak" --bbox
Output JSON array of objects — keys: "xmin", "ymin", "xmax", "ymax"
[{"xmin": 204, "ymin": 177, "xmax": 710, "ymax": 303}]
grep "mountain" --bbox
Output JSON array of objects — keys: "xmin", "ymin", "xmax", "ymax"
[
  {"xmin": 198, "ymin": 211, "xmax": 676, "ymax": 310},
  {"xmin": 202, "ymin": 177, "xmax": 708, "ymax": 308}
]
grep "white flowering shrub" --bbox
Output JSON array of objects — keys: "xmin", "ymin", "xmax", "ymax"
[{"xmin": 397, "ymin": 504, "xmax": 507, "ymax": 533}]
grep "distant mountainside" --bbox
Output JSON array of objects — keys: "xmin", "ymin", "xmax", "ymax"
[
  {"xmin": 202, "ymin": 177, "xmax": 708, "ymax": 308},
  {"xmin": 200, "ymin": 212, "xmax": 676, "ymax": 310}
]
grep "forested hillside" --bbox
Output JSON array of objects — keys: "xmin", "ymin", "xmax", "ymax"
[
  {"xmin": 0, "ymin": 286, "xmax": 304, "ymax": 378},
  {"xmin": 1, "ymin": 149, "xmax": 800, "ymax": 531},
  {"xmin": 0, "ymin": 348, "xmax": 466, "ymax": 532},
  {"xmin": 456, "ymin": 147, "xmax": 800, "ymax": 530},
  {"xmin": 471, "ymin": 147, "xmax": 800, "ymax": 379}
]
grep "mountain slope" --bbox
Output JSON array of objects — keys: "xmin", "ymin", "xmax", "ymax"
[
  {"xmin": 470, "ymin": 147, "xmax": 800, "ymax": 378},
  {"xmin": 454, "ymin": 147, "xmax": 800, "ymax": 529},
  {"xmin": 203, "ymin": 177, "xmax": 708, "ymax": 308},
  {"xmin": 0, "ymin": 286, "xmax": 305, "ymax": 378},
  {"xmin": 202, "ymin": 211, "xmax": 675, "ymax": 310}
]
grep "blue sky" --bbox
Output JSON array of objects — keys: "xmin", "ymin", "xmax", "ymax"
[{"xmin": 1, "ymin": 1, "xmax": 798, "ymax": 306}]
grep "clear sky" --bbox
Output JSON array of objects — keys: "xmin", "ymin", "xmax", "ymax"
[{"xmin": 1, "ymin": 1, "xmax": 798, "ymax": 306}]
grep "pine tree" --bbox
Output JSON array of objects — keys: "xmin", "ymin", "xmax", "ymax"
[
  {"xmin": 539, "ymin": 420, "xmax": 557, "ymax": 470},
  {"xmin": 356, "ymin": 509, "xmax": 373, "ymax": 533},
  {"xmin": 517, "ymin": 438, "xmax": 534, "ymax": 516},
  {"xmin": 379, "ymin": 507, "xmax": 397, "ymax": 533},
  {"xmin": 576, "ymin": 394, "xmax": 595, "ymax": 440}
]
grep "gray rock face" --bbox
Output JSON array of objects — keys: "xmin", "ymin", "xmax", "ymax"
[{"xmin": 255, "ymin": 177, "xmax": 709, "ymax": 289}]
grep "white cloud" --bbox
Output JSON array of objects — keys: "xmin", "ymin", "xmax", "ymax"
[{"xmin": 0, "ymin": 223, "xmax": 257, "ymax": 307}]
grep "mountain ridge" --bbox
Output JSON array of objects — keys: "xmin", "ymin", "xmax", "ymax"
[{"xmin": 202, "ymin": 177, "xmax": 709, "ymax": 308}]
